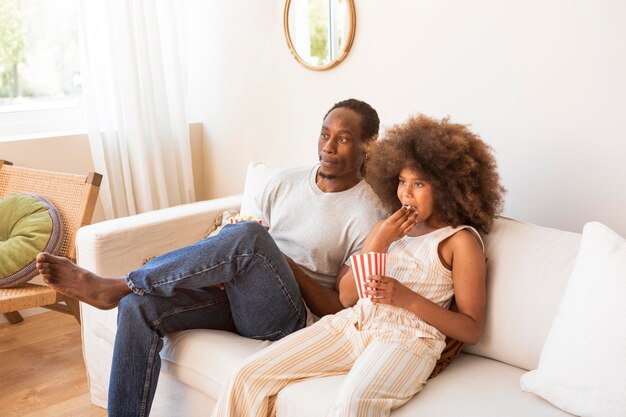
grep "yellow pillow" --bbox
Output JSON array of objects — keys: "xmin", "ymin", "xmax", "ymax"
[{"xmin": 0, "ymin": 193, "xmax": 64, "ymax": 287}]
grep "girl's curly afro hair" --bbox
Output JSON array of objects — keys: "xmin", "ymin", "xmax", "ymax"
[{"xmin": 365, "ymin": 114, "xmax": 506, "ymax": 234}]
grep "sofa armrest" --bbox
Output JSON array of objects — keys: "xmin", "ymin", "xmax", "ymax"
[
  {"xmin": 75, "ymin": 194, "xmax": 242, "ymax": 277},
  {"xmin": 77, "ymin": 195, "xmax": 241, "ymax": 410}
]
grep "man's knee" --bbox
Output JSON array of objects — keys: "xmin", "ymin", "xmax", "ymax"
[
  {"xmin": 224, "ymin": 221, "xmax": 268, "ymax": 242},
  {"xmin": 117, "ymin": 292, "xmax": 151, "ymax": 318}
]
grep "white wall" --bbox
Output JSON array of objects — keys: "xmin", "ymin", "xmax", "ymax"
[{"xmin": 184, "ymin": 0, "xmax": 626, "ymax": 237}]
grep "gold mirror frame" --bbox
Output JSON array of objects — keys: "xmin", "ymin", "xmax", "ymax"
[{"xmin": 283, "ymin": 0, "xmax": 356, "ymax": 71}]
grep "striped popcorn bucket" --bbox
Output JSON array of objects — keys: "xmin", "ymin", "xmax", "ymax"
[{"xmin": 350, "ymin": 252, "xmax": 387, "ymax": 299}]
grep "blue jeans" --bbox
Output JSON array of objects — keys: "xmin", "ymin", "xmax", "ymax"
[{"xmin": 107, "ymin": 222, "xmax": 307, "ymax": 417}]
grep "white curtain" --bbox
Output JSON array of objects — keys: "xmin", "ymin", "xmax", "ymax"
[{"xmin": 79, "ymin": 0, "xmax": 195, "ymax": 219}]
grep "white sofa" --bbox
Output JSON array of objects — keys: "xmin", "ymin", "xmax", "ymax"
[{"xmin": 78, "ymin": 164, "xmax": 585, "ymax": 417}]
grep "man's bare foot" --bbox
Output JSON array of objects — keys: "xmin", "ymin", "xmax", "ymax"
[{"xmin": 36, "ymin": 252, "xmax": 131, "ymax": 310}]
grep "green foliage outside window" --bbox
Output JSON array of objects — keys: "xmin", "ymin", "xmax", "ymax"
[
  {"xmin": 308, "ymin": 0, "xmax": 329, "ymax": 65},
  {"xmin": 0, "ymin": 0, "xmax": 81, "ymax": 104},
  {"xmin": 0, "ymin": 0, "xmax": 25, "ymax": 97},
  {"xmin": 307, "ymin": 0, "xmax": 346, "ymax": 66}
]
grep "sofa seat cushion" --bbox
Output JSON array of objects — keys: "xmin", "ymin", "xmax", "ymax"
[
  {"xmin": 160, "ymin": 329, "xmax": 271, "ymax": 399},
  {"xmin": 275, "ymin": 354, "xmax": 573, "ymax": 417},
  {"xmin": 158, "ymin": 329, "xmax": 572, "ymax": 417}
]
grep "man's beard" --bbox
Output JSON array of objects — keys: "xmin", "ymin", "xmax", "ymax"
[
  {"xmin": 318, "ymin": 170, "xmax": 337, "ymax": 180},
  {"xmin": 318, "ymin": 155, "xmax": 338, "ymax": 180}
]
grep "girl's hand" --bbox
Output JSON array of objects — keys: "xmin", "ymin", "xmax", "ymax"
[
  {"xmin": 368, "ymin": 207, "xmax": 418, "ymax": 252},
  {"xmin": 365, "ymin": 275, "xmax": 416, "ymax": 309}
]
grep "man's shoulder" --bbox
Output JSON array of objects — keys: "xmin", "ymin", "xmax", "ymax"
[{"xmin": 351, "ymin": 180, "xmax": 388, "ymax": 214}]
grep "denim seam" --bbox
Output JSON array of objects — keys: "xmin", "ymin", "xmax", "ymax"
[
  {"xmin": 246, "ymin": 251, "xmax": 302, "ymax": 318},
  {"xmin": 139, "ymin": 333, "xmax": 159, "ymax": 417},
  {"xmin": 150, "ymin": 298, "xmax": 230, "ymax": 328},
  {"xmin": 248, "ymin": 329, "xmax": 286, "ymax": 341}
]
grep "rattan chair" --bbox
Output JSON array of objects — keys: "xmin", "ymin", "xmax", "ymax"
[{"xmin": 0, "ymin": 160, "xmax": 102, "ymax": 324}]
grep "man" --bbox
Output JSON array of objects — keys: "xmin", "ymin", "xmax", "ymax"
[{"xmin": 36, "ymin": 98, "xmax": 387, "ymax": 417}]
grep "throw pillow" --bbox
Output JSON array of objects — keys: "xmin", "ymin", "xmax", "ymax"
[
  {"xmin": 429, "ymin": 336, "xmax": 464, "ymax": 378},
  {"xmin": 239, "ymin": 161, "xmax": 279, "ymax": 221},
  {"xmin": 520, "ymin": 222, "xmax": 626, "ymax": 417},
  {"xmin": 203, "ymin": 209, "xmax": 240, "ymax": 239},
  {"xmin": 0, "ymin": 193, "xmax": 64, "ymax": 287}
]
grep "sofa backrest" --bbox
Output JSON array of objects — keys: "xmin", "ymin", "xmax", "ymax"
[{"xmin": 464, "ymin": 217, "xmax": 582, "ymax": 371}]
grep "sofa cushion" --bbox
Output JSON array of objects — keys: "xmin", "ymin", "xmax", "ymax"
[
  {"xmin": 0, "ymin": 193, "xmax": 64, "ymax": 287},
  {"xmin": 158, "ymin": 331, "xmax": 572, "ymax": 416},
  {"xmin": 520, "ymin": 222, "xmax": 626, "ymax": 417},
  {"xmin": 160, "ymin": 329, "xmax": 271, "ymax": 399},
  {"xmin": 465, "ymin": 217, "xmax": 581, "ymax": 371},
  {"xmin": 275, "ymin": 354, "xmax": 573, "ymax": 417}
]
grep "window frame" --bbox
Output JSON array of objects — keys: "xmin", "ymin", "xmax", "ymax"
[{"xmin": 0, "ymin": 104, "xmax": 86, "ymax": 142}]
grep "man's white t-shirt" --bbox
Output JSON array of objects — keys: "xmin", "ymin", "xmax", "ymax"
[{"xmin": 248, "ymin": 164, "xmax": 387, "ymax": 290}]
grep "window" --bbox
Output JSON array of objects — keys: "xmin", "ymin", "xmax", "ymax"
[{"xmin": 0, "ymin": 0, "xmax": 84, "ymax": 140}]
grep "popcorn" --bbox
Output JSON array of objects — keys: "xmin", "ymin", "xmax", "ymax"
[
  {"xmin": 350, "ymin": 252, "xmax": 387, "ymax": 299},
  {"xmin": 227, "ymin": 213, "xmax": 263, "ymax": 225}
]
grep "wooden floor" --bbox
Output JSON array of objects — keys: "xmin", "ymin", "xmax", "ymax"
[{"xmin": 0, "ymin": 312, "xmax": 107, "ymax": 417}]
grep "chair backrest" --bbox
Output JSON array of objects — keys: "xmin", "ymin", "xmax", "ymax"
[{"xmin": 0, "ymin": 160, "xmax": 102, "ymax": 261}]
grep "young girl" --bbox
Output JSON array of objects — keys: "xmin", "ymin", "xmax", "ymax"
[{"xmin": 211, "ymin": 115, "xmax": 505, "ymax": 417}]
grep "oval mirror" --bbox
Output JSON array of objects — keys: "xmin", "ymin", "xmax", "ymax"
[{"xmin": 283, "ymin": 0, "xmax": 356, "ymax": 71}]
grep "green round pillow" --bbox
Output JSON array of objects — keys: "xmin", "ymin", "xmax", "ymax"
[{"xmin": 0, "ymin": 193, "xmax": 64, "ymax": 288}]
